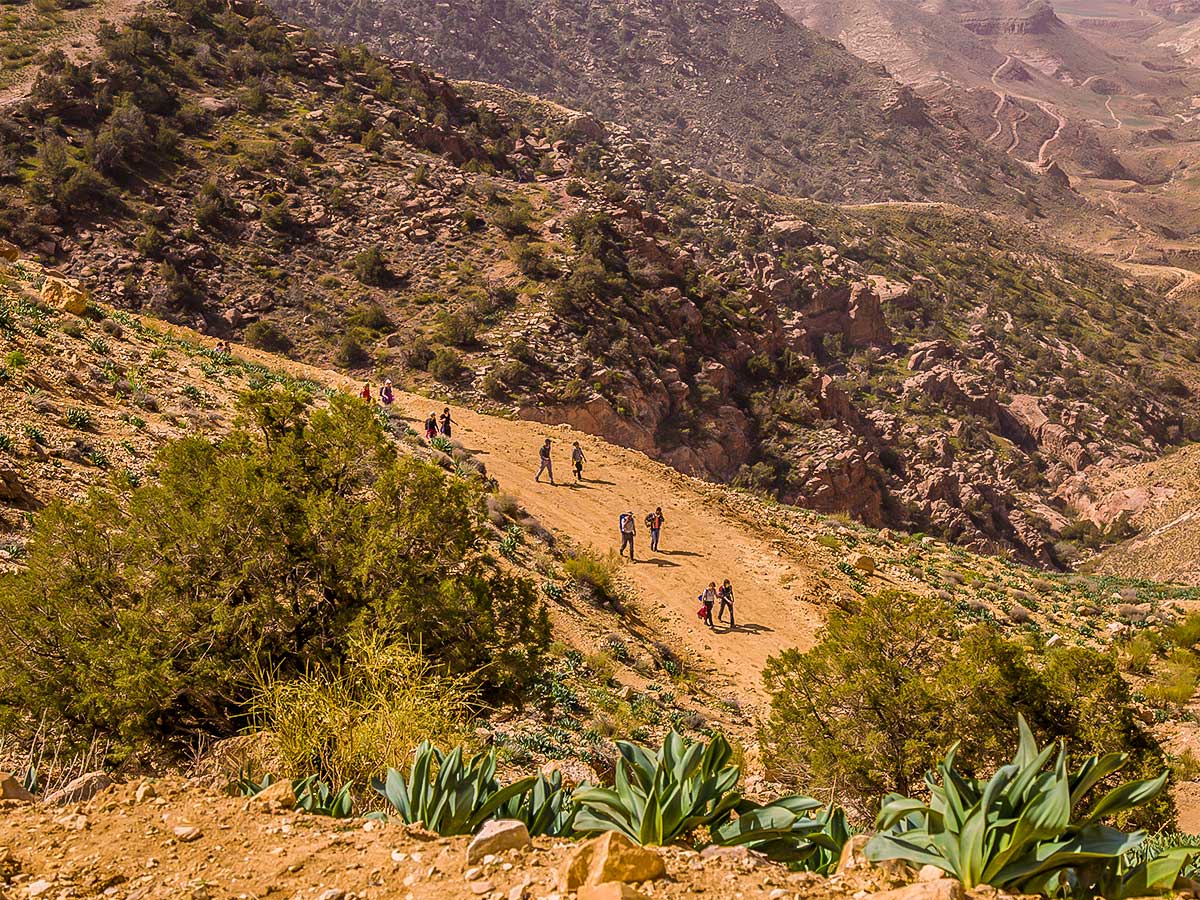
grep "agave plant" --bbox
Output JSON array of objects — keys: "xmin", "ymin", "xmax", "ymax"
[
  {"xmin": 866, "ymin": 715, "xmax": 1198, "ymax": 896},
  {"xmin": 498, "ymin": 769, "xmax": 579, "ymax": 837},
  {"xmin": 294, "ymin": 776, "xmax": 354, "ymax": 818},
  {"xmin": 715, "ymin": 796, "xmax": 852, "ymax": 870},
  {"xmin": 236, "ymin": 771, "xmax": 354, "ymax": 818},
  {"xmin": 573, "ymin": 730, "xmax": 742, "ymax": 845},
  {"xmin": 372, "ymin": 741, "xmax": 535, "ymax": 836}
]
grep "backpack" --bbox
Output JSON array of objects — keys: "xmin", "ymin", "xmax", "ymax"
[
  {"xmin": 619, "ymin": 513, "xmax": 631, "ymax": 532},
  {"xmin": 645, "ymin": 513, "xmax": 655, "ymax": 529}
]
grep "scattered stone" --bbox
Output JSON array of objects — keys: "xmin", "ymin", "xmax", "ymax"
[
  {"xmin": 918, "ymin": 865, "xmax": 945, "ymax": 882},
  {"xmin": 26, "ymin": 879, "xmax": 53, "ymax": 897},
  {"xmin": 561, "ymin": 832, "xmax": 666, "ymax": 891},
  {"xmin": 467, "ymin": 819, "xmax": 532, "ymax": 863},
  {"xmin": 53, "ymin": 813, "xmax": 88, "ymax": 831},
  {"xmin": 43, "ymin": 771, "xmax": 112, "ymax": 806},
  {"xmin": 578, "ymin": 884, "xmax": 649, "ymax": 900},
  {"xmin": 468, "ymin": 880, "xmax": 495, "ymax": 895},
  {"xmin": 134, "ymin": 782, "xmax": 157, "ymax": 804},
  {"xmin": 173, "ymin": 825, "xmax": 202, "ymax": 842},
  {"xmin": 0, "ymin": 773, "xmax": 34, "ymax": 802},
  {"xmin": 315, "ymin": 890, "xmax": 344, "ymax": 900},
  {"xmin": 869, "ymin": 878, "xmax": 965, "ymax": 900}
]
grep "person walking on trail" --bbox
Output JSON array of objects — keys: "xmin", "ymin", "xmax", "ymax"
[
  {"xmin": 699, "ymin": 581, "xmax": 717, "ymax": 628},
  {"xmin": 717, "ymin": 578, "xmax": 735, "ymax": 628},
  {"xmin": 424, "ymin": 413, "xmax": 438, "ymax": 441},
  {"xmin": 619, "ymin": 510, "xmax": 637, "ymax": 560},
  {"xmin": 379, "ymin": 379, "xmax": 394, "ymax": 406},
  {"xmin": 439, "ymin": 407, "xmax": 453, "ymax": 438},
  {"xmin": 536, "ymin": 438, "xmax": 555, "ymax": 484},
  {"xmin": 359, "ymin": 381, "xmax": 371, "ymax": 402},
  {"xmin": 646, "ymin": 506, "xmax": 665, "ymax": 552},
  {"xmin": 571, "ymin": 441, "xmax": 586, "ymax": 482}
]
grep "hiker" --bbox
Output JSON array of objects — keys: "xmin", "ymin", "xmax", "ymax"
[
  {"xmin": 699, "ymin": 581, "xmax": 717, "ymax": 628},
  {"xmin": 359, "ymin": 381, "xmax": 371, "ymax": 402},
  {"xmin": 717, "ymin": 578, "xmax": 735, "ymax": 627},
  {"xmin": 619, "ymin": 510, "xmax": 636, "ymax": 560},
  {"xmin": 571, "ymin": 441, "xmax": 586, "ymax": 482},
  {"xmin": 536, "ymin": 438, "xmax": 555, "ymax": 484},
  {"xmin": 424, "ymin": 412, "xmax": 438, "ymax": 441},
  {"xmin": 646, "ymin": 506, "xmax": 665, "ymax": 552},
  {"xmin": 439, "ymin": 407, "xmax": 453, "ymax": 438},
  {"xmin": 379, "ymin": 378, "xmax": 394, "ymax": 406}
]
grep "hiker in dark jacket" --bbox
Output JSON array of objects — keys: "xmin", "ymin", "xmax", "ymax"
[
  {"xmin": 439, "ymin": 407, "xmax": 453, "ymax": 438},
  {"xmin": 536, "ymin": 438, "xmax": 555, "ymax": 484},
  {"xmin": 379, "ymin": 379, "xmax": 394, "ymax": 405},
  {"xmin": 424, "ymin": 413, "xmax": 438, "ymax": 441},
  {"xmin": 717, "ymin": 579, "xmax": 735, "ymax": 627}
]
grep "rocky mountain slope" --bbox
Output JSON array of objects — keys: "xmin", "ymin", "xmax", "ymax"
[
  {"xmin": 263, "ymin": 0, "xmax": 1078, "ymax": 211},
  {"xmin": 1, "ymin": 0, "xmax": 1197, "ymax": 563}
]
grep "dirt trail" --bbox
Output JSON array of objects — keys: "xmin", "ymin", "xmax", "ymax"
[
  {"xmin": 391, "ymin": 394, "xmax": 825, "ymax": 703},
  {"xmin": 159, "ymin": 328, "xmax": 826, "ymax": 704}
]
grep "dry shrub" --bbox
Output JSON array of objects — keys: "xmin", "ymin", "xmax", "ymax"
[{"xmin": 250, "ymin": 635, "xmax": 475, "ymax": 788}]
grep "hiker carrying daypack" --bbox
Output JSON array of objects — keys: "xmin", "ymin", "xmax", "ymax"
[
  {"xmin": 619, "ymin": 511, "xmax": 636, "ymax": 561},
  {"xmin": 645, "ymin": 507, "xmax": 664, "ymax": 553}
]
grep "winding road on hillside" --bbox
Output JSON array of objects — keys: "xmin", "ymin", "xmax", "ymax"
[{"xmin": 989, "ymin": 54, "xmax": 1069, "ymax": 166}]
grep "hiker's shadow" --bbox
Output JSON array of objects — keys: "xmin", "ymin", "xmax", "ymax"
[
  {"xmin": 725, "ymin": 622, "xmax": 773, "ymax": 634},
  {"xmin": 661, "ymin": 549, "xmax": 702, "ymax": 558},
  {"xmin": 639, "ymin": 557, "xmax": 680, "ymax": 568},
  {"xmin": 583, "ymin": 478, "xmax": 617, "ymax": 486}
]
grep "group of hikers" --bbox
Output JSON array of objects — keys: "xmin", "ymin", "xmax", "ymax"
[
  {"xmin": 349, "ymin": 383, "xmax": 744, "ymax": 634},
  {"xmin": 358, "ymin": 379, "xmax": 454, "ymax": 440}
]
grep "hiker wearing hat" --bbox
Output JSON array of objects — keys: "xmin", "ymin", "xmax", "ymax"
[
  {"xmin": 440, "ymin": 406, "xmax": 453, "ymax": 438},
  {"xmin": 424, "ymin": 412, "xmax": 438, "ymax": 441},
  {"xmin": 618, "ymin": 510, "xmax": 636, "ymax": 560},
  {"xmin": 379, "ymin": 379, "xmax": 394, "ymax": 405}
]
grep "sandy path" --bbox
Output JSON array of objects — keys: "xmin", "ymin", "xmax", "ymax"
[
  {"xmin": 150, "ymin": 324, "xmax": 826, "ymax": 703},
  {"xmin": 390, "ymin": 394, "xmax": 825, "ymax": 702}
]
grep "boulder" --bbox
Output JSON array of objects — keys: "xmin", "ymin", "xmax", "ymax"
[
  {"xmin": 852, "ymin": 554, "xmax": 876, "ymax": 575},
  {"xmin": 0, "ymin": 772, "xmax": 34, "ymax": 802},
  {"xmin": 43, "ymin": 771, "xmax": 112, "ymax": 806},
  {"xmin": 560, "ymin": 832, "xmax": 666, "ymax": 891},
  {"xmin": 769, "ymin": 219, "xmax": 816, "ymax": 249},
  {"xmin": 250, "ymin": 778, "xmax": 296, "ymax": 809},
  {"xmin": 41, "ymin": 277, "xmax": 89, "ymax": 316},
  {"xmin": 0, "ymin": 239, "xmax": 19, "ymax": 262},
  {"xmin": 467, "ymin": 819, "xmax": 531, "ymax": 863}
]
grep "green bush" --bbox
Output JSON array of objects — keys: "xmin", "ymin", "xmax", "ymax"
[
  {"xmin": 244, "ymin": 320, "xmax": 291, "ymax": 352},
  {"xmin": 563, "ymin": 549, "xmax": 621, "ymax": 605},
  {"xmin": 428, "ymin": 346, "xmax": 464, "ymax": 382},
  {"xmin": 760, "ymin": 591, "xmax": 1171, "ymax": 826},
  {"xmin": 0, "ymin": 390, "xmax": 549, "ymax": 755},
  {"xmin": 352, "ymin": 245, "xmax": 390, "ymax": 286},
  {"xmin": 867, "ymin": 716, "xmax": 1197, "ymax": 897},
  {"xmin": 250, "ymin": 634, "xmax": 473, "ymax": 789}
]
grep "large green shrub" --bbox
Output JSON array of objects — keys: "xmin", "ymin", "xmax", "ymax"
[
  {"xmin": 0, "ymin": 389, "xmax": 548, "ymax": 754},
  {"xmin": 760, "ymin": 591, "xmax": 1170, "ymax": 826}
]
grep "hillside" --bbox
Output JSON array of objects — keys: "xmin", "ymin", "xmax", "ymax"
[
  {"xmin": 262, "ymin": 0, "xmax": 1077, "ymax": 211},
  {"xmin": 0, "ymin": 0, "xmax": 1197, "ymax": 564},
  {"xmin": 780, "ymin": 0, "xmax": 1200, "ymax": 276}
]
